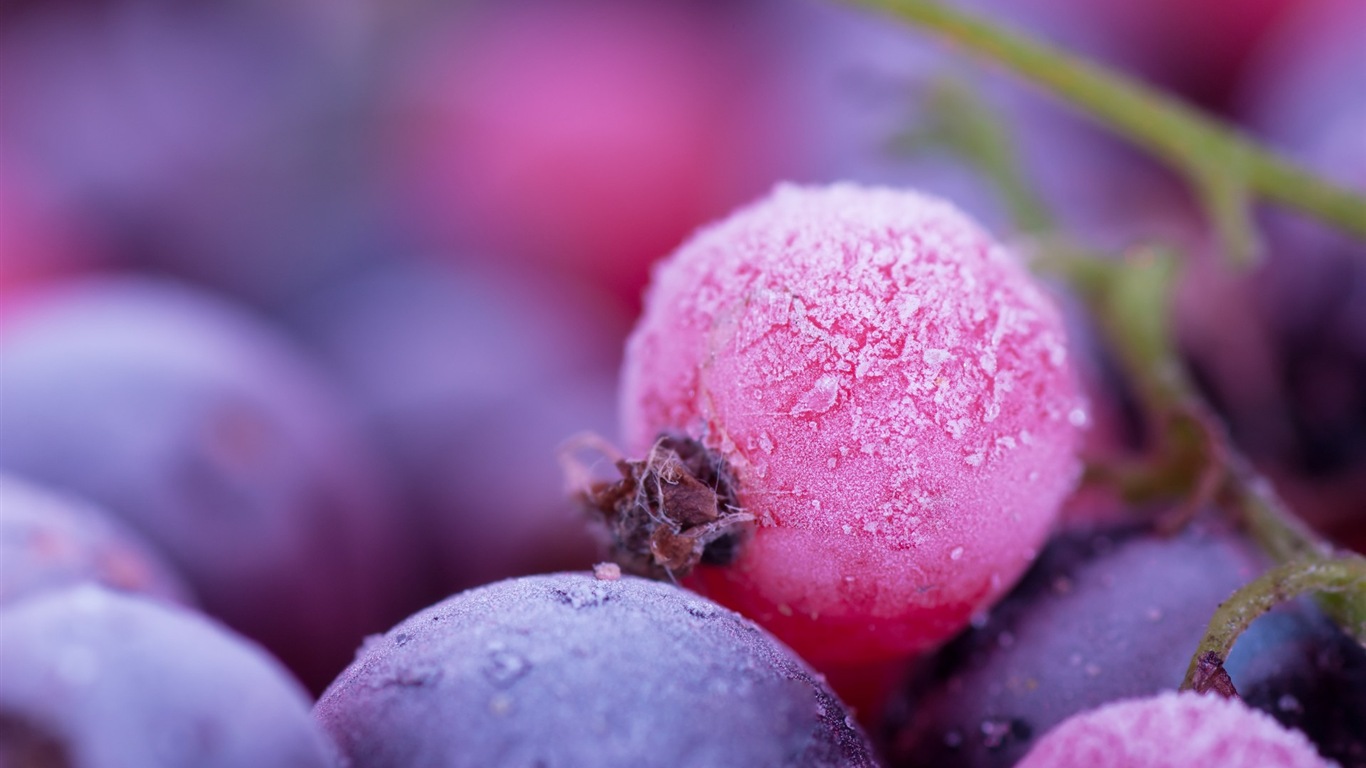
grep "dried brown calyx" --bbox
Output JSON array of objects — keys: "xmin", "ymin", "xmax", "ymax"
[
  {"xmin": 1190, "ymin": 651, "xmax": 1239, "ymax": 698},
  {"xmin": 564, "ymin": 432, "xmax": 753, "ymax": 581}
]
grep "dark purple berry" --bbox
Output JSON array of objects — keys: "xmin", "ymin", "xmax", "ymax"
[
  {"xmin": 0, "ymin": 473, "xmax": 192, "ymax": 607},
  {"xmin": 315, "ymin": 571, "xmax": 880, "ymax": 767},
  {"xmin": 0, "ymin": 277, "xmax": 416, "ymax": 690},
  {"xmin": 884, "ymin": 519, "xmax": 1366, "ymax": 767},
  {"xmin": 286, "ymin": 260, "xmax": 622, "ymax": 596},
  {"xmin": 0, "ymin": 586, "xmax": 338, "ymax": 767}
]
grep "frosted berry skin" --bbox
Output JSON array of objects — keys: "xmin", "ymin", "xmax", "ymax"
[
  {"xmin": 0, "ymin": 586, "xmax": 338, "ymax": 768},
  {"xmin": 620, "ymin": 183, "xmax": 1084, "ymax": 666},
  {"xmin": 0, "ymin": 277, "xmax": 413, "ymax": 691},
  {"xmin": 314, "ymin": 572, "xmax": 880, "ymax": 768},
  {"xmin": 885, "ymin": 520, "xmax": 1366, "ymax": 767},
  {"xmin": 0, "ymin": 474, "xmax": 192, "ymax": 607},
  {"xmin": 1015, "ymin": 691, "xmax": 1334, "ymax": 768}
]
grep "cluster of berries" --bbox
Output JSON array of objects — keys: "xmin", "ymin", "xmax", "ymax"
[
  {"xmin": 2, "ymin": 0, "xmax": 1363, "ymax": 764},
  {"xmin": 4, "ymin": 182, "xmax": 1361, "ymax": 767}
]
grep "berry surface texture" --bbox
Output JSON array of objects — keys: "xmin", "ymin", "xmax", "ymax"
[
  {"xmin": 1015, "ymin": 690, "xmax": 1336, "ymax": 768},
  {"xmin": 620, "ymin": 182, "xmax": 1085, "ymax": 666}
]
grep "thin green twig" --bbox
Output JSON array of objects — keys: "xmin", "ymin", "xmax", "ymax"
[
  {"xmin": 1037, "ymin": 248, "xmax": 1366, "ymax": 645},
  {"xmin": 870, "ymin": 3, "xmax": 1366, "ymax": 645},
  {"xmin": 1181, "ymin": 556, "xmax": 1366, "ymax": 693},
  {"xmin": 849, "ymin": 0, "xmax": 1366, "ymax": 261}
]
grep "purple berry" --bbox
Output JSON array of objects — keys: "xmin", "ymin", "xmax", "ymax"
[
  {"xmin": 0, "ymin": 473, "xmax": 192, "ymax": 607},
  {"xmin": 0, "ymin": 2, "xmax": 368, "ymax": 304},
  {"xmin": 287, "ymin": 260, "xmax": 623, "ymax": 595},
  {"xmin": 315, "ymin": 571, "xmax": 880, "ymax": 767},
  {"xmin": 0, "ymin": 586, "xmax": 338, "ymax": 767},
  {"xmin": 0, "ymin": 277, "xmax": 415, "ymax": 690},
  {"xmin": 885, "ymin": 520, "xmax": 1366, "ymax": 767}
]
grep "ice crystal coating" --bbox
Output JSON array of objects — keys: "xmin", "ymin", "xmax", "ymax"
[
  {"xmin": 1015, "ymin": 691, "xmax": 1335, "ymax": 768},
  {"xmin": 315, "ymin": 572, "xmax": 879, "ymax": 767},
  {"xmin": 620, "ymin": 183, "xmax": 1084, "ymax": 665}
]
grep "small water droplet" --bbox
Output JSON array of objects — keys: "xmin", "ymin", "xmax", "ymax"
[
  {"xmin": 980, "ymin": 720, "xmax": 1012, "ymax": 749},
  {"xmin": 1277, "ymin": 694, "xmax": 1303, "ymax": 714},
  {"xmin": 685, "ymin": 601, "xmax": 719, "ymax": 619},
  {"xmin": 489, "ymin": 693, "xmax": 514, "ymax": 716},
  {"xmin": 553, "ymin": 581, "xmax": 613, "ymax": 609},
  {"xmin": 394, "ymin": 632, "xmax": 412, "ymax": 647},
  {"xmin": 483, "ymin": 649, "xmax": 531, "ymax": 688},
  {"xmin": 950, "ymin": 546, "xmax": 965, "ymax": 561},
  {"xmin": 371, "ymin": 663, "xmax": 442, "ymax": 689}
]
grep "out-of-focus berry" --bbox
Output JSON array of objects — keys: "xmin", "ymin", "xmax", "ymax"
[
  {"xmin": 0, "ymin": 277, "xmax": 416, "ymax": 690},
  {"xmin": 0, "ymin": 586, "xmax": 339, "ymax": 768}
]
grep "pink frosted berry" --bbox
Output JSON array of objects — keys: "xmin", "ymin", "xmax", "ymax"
[
  {"xmin": 615, "ymin": 183, "xmax": 1084, "ymax": 668},
  {"xmin": 1016, "ymin": 691, "xmax": 1335, "ymax": 768}
]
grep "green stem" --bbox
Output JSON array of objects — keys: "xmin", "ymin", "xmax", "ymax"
[
  {"xmin": 1226, "ymin": 454, "xmax": 1328, "ymax": 565},
  {"xmin": 893, "ymin": 0, "xmax": 1366, "ymax": 644},
  {"xmin": 849, "ymin": 0, "xmax": 1366, "ymax": 258},
  {"xmin": 1181, "ymin": 556, "xmax": 1366, "ymax": 692},
  {"xmin": 917, "ymin": 78, "xmax": 1054, "ymax": 233},
  {"xmin": 1038, "ymin": 249, "xmax": 1366, "ymax": 643}
]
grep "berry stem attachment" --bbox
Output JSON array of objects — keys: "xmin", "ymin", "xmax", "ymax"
[
  {"xmin": 562, "ymin": 432, "xmax": 752, "ymax": 582},
  {"xmin": 848, "ymin": 0, "xmax": 1366, "ymax": 261},
  {"xmin": 1181, "ymin": 555, "xmax": 1366, "ymax": 694}
]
